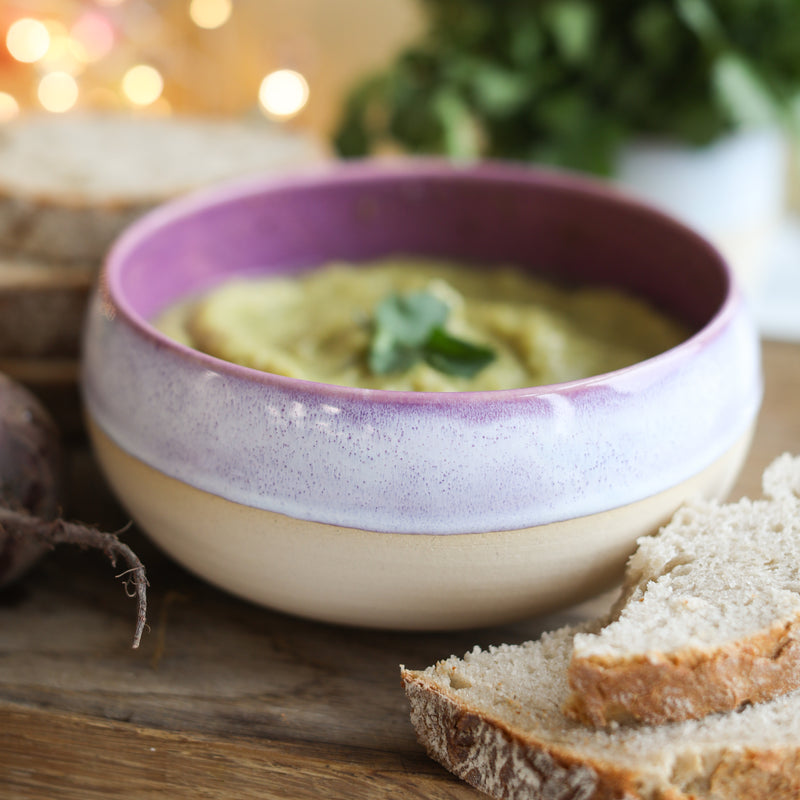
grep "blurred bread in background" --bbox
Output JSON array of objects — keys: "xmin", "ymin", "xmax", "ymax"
[
  {"xmin": 0, "ymin": 111, "xmax": 329, "ymax": 436},
  {"xmin": 0, "ymin": 112, "xmax": 328, "ymax": 263}
]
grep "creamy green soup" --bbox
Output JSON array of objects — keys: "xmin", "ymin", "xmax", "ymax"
[{"xmin": 154, "ymin": 258, "xmax": 689, "ymax": 391}]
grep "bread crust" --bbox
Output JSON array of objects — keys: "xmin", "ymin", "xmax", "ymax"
[
  {"xmin": 401, "ymin": 668, "xmax": 670, "ymax": 800},
  {"xmin": 704, "ymin": 747, "xmax": 800, "ymax": 799},
  {"xmin": 565, "ymin": 618, "xmax": 800, "ymax": 727}
]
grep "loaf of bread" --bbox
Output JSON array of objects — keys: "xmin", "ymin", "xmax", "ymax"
[
  {"xmin": 402, "ymin": 454, "xmax": 800, "ymax": 799},
  {"xmin": 0, "ymin": 111, "xmax": 327, "ymax": 263},
  {"xmin": 566, "ymin": 452, "xmax": 800, "ymax": 727}
]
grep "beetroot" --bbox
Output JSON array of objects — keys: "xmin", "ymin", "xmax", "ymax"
[
  {"xmin": 0, "ymin": 373, "xmax": 147, "ymax": 647},
  {"xmin": 0, "ymin": 373, "xmax": 61, "ymax": 585}
]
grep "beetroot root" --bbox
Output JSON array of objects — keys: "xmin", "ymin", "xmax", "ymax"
[{"xmin": 0, "ymin": 508, "xmax": 148, "ymax": 647}]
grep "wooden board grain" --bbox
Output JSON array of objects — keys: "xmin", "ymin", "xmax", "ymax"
[
  {"xmin": 0, "ymin": 705, "xmax": 471, "ymax": 800},
  {"xmin": 1, "ymin": 339, "xmax": 798, "ymax": 799}
]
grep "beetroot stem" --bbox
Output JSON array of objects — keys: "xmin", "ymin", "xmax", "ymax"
[{"xmin": 0, "ymin": 506, "xmax": 148, "ymax": 648}]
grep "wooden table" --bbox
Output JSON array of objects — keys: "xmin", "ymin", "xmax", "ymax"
[{"xmin": 2, "ymin": 339, "xmax": 799, "ymax": 799}]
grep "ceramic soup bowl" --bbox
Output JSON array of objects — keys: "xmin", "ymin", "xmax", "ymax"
[{"xmin": 82, "ymin": 160, "xmax": 762, "ymax": 629}]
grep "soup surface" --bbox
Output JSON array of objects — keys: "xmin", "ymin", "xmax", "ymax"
[{"xmin": 154, "ymin": 258, "xmax": 689, "ymax": 391}]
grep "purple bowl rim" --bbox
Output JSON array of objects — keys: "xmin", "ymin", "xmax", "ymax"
[{"xmin": 101, "ymin": 157, "xmax": 740, "ymax": 406}]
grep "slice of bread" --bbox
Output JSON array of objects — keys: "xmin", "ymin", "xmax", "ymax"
[
  {"xmin": 565, "ymin": 453, "xmax": 800, "ymax": 727},
  {"xmin": 402, "ymin": 623, "xmax": 800, "ymax": 800},
  {"xmin": 0, "ymin": 112, "xmax": 327, "ymax": 263}
]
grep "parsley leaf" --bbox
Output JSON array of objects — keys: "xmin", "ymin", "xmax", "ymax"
[
  {"xmin": 368, "ymin": 290, "xmax": 496, "ymax": 379},
  {"xmin": 424, "ymin": 327, "xmax": 497, "ymax": 377}
]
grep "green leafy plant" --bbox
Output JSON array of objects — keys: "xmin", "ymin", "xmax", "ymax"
[
  {"xmin": 335, "ymin": 0, "xmax": 800, "ymax": 174},
  {"xmin": 369, "ymin": 290, "xmax": 496, "ymax": 377}
]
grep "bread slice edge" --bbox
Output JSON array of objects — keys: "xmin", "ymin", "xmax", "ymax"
[{"xmin": 401, "ymin": 666, "xmax": 678, "ymax": 800}]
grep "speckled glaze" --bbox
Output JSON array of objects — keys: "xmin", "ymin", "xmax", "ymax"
[{"xmin": 82, "ymin": 161, "xmax": 761, "ymax": 537}]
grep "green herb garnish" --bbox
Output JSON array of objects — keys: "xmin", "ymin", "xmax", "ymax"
[{"xmin": 369, "ymin": 291, "xmax": 496, "ymax": 378}]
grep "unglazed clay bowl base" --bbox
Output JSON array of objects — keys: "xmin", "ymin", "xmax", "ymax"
[{"xmin": 89, "ymin": 417, "xmax": 754, "ymax": 629}]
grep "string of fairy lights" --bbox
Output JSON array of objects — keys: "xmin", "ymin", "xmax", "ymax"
[{"xmin": 0, "ymin": 0, "xmax": 311, "ymax": 121}]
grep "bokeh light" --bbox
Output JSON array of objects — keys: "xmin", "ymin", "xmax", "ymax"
[
  {"xmin": 39, "ymin": 20, "xmax": 84, "ymax": 75},
  {"xmin": 189, "ymin": 0, "xmax": 233, "ymax": 30},
  {"xmin": 70, "ymin": 13, "xmax": 116, "ymax": 63},
  {"xmin": 37, "ymin": 71, "xmax": 79, "ymax": 112},
  {"xmin": 6, "ymin": 18, "xmax": 51, "ymax": 63},
  {"xmin": 121, "ymin": 64, "xmax": 164, "ymax": 106},
  {"xmin": 258, "ymin": 69, "xmax": 309, "ymax": 119},
  {"xmin": 41, "ymin": 20, "xmax": 69, "ymax": 58},
  {"xmin": 0, "ymin": 92, "xmax": 20, "ymax": 122}
]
